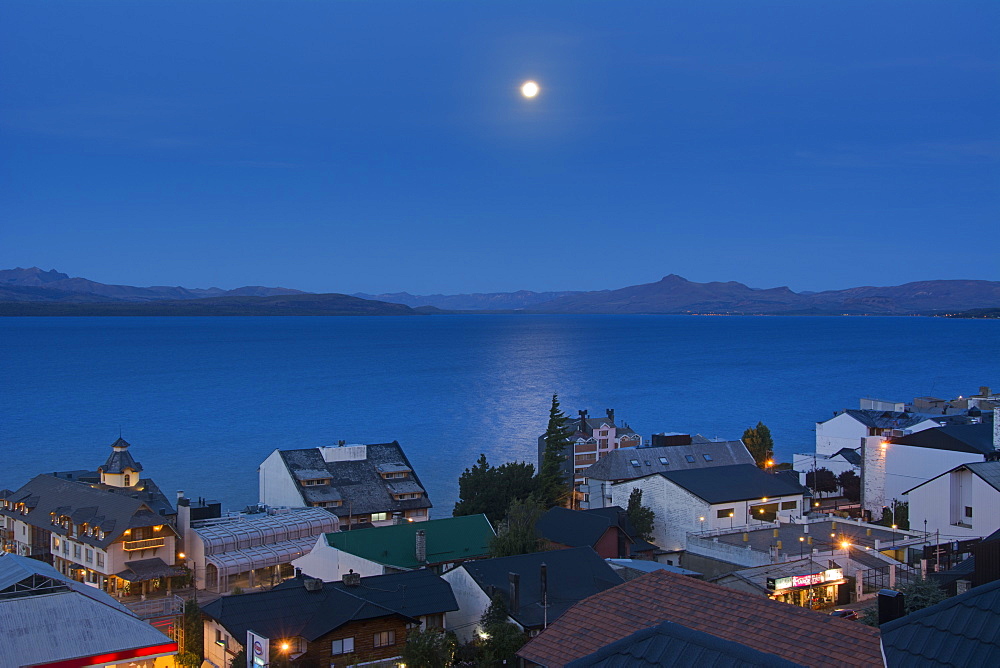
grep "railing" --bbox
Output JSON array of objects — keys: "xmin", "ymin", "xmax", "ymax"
[
  {"xmin": 124, "ymin": 594, "xmax": 185, "ymax": 620},
  {"xmin": 123, "ymin": 537, "xmax": 165, "ymax": 551}
]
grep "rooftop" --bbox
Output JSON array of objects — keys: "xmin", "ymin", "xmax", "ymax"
[
  {"xmin": 645, "ymin": 464, "xmax": 806, "ymax": 505},
  {"xmin": 582, "ymin": 440, "xmax": 754, "ymax": 482},
  {"xmin": 517, "ymin": 569, "xmax": 883, "ymax": 668},
  {"xmin": 704, "ymin": 517, "xmax": 917, "ymax": 556},
  {"xmin": 889, "ymin": 421, "xmax": 997, "ymax": 456}
]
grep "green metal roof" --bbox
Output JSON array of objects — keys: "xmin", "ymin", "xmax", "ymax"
[{"xmin": 326, "ymin": 514, "xmax": 495, "ymax": 569}]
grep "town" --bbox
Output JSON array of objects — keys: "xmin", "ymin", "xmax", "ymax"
[{"xmin": 2, "ymin": 387, "xmax": 999, "ymax": 668}]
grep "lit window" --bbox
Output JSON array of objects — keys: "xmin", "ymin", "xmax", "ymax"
[
  {"xmin": 371, "ymin": 512, "xmax": 388, "ymax": 522},
  {"xmin": 373, "ymin": 630, "xmax": 395, "ymax": 648},
  {"xmin": 332, "ymin": 637, "xmax": 354, "ymax": 655}
]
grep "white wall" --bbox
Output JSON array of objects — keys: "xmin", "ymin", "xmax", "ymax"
[
  {"xmin": 291, "ymin": 537, "xmax": 384, "ymax": 581},
  {"xmin": 816, "ymin": 413, "xmax": 867, "ymax": 457},
  {"xmin": 441, "ymin": 566, "xmax": 507, "ymax": 643},
  {"xmin": 610, "ymin": 476, "xmax": 708, "ymax": 552},
  {"xmin": 908, "ymin": 469, "xmax": 1000, "ymax": 540},
  {"xmin": 883, "ymin": 444, "xmax": 984, "ymax": 506},
  {"xmin": 258, "ymin": 450, "xmax": 306, "ymax": 507}
]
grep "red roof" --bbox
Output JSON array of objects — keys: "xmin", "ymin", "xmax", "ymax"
[{"xmin": 518, "ymin": 569, "xmax": 883, "ymax": 667}]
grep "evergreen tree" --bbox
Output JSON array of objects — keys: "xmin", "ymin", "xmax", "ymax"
[
  {"xmin": 626, "ymin": 488, "xmax": 656, "ymax": 541},
  {"xmin": 454, "ymin": 454, "xmax": 536, "ymax": 525},
  {"xmin": 402, "ymin": 628, "xmax": 458, "ymax": 668},
  {"xmin": 838, "ymin": 470, "xmax": 861, "ymax": 502},
  {"xmin": 490, "ymin": 497, "xmax": 544, "ymax": 557},
  {"xmin": 742, "ymin": 422, "xmax": 775, "ymax": 469},
  {"xmin": 182, "ymin": 598, "xmax": 204, "ymax": 663},
  {"xmin": 538, "ymin": 394, "xmax": 573, "ymax": 508}
]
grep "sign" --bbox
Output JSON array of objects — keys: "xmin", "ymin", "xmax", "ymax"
[
  {"xmin": 767, "ymin": 568, "xmax": 843, "ymax": 591},
  {"xmin": 248, "ymin": 630, "xmax": 269, "ymax": 667}
]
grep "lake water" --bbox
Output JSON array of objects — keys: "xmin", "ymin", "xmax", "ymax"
[{"xmin": 2, "ymin": 315, "xmax": 998, "ymax": 514}]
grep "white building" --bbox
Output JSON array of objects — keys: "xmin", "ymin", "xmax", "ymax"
[
  {"xmin": 609, "ymin": 464, "xmax": 806, "ymax": 553},
  {"xmin": 815, "ymin": 408, "xmax": 936, "ymax": 458},
  {"xmin": 905, "ymin": 461, "xmax": 1000, "ymax": 541}
]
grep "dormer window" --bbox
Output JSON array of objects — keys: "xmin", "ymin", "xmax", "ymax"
[
  {"xmin": 381, "ymin": 472, "xmax": 408, "ymax": 480},
  {"xmin": 124, "ymin": 474, "xmax": 131, "ymax": 486},
  {"xmin": 659, "ymin": 457, "xmax": 669, "ymax": 465},
  {"xmin": 630, "ymin": 459, "xmax": 640, "ymax": 467},
  {"xmin": 685, "ymin": 455, "xmax": 696, "ymax": 463}
]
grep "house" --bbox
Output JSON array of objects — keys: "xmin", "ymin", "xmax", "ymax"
[
  {"xmin": 580, "ymin": 435, "xmax": 755, "ymax": 509},
  {"xmin": 880, "ymin": 578, "xmax": 1000, "ymax": 668},
  {"xmin": 904, "ymin": 460, "xmax": 1000, "ymax": 542},
  {"xmin": 0, "ymin": 471, "xmax": 184, "ymax": 597},
  {"xmin": 609, "ymin": 464, "xmax": 806, "ymax": 552},
  {"xmin": 517, "ymin": 569, "xmax": 884, "ymax": 668},
  {"xmin": 535, "ymin": 506, "xmax": 656, "ymax": 559},
  {"xmin": 201, "ymin": 569, "xmax": 457, "ymax": 668},
  {"xmin": 258, "ymin": 441, "xmax": 432, "ymax": 526},
  {"xmin": 538, "ymin": 409, "xmax": 641, "ymax": 506},
  {"xmin": 0, "ymin": 552, "xmax": 178, "ymax": 668},
  {"xmin": 176, "ymin": 499, "xmax": 339, "ymax": 592},
  {"xmin": 815, "ymin": 407, "xmax": 934, "ymax": 458},
  {"xmin": 440, "ymin": 546, "xmax": 624, "ymax": 642},
  {"xmin": 563, "ymin": 619, "xmax": 803, "ymax": 667},
  {"xmin": 292, "ymin": 514, "xmax": 495, "ymax": 581},
  {"xmin": 863, "ymin": 416, "xmax": 998, "ymax": 517}
]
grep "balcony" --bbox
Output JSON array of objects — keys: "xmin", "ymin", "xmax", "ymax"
[{"xmin": 123, "ymin": 537, "xmax": 165, "ymax": 551}]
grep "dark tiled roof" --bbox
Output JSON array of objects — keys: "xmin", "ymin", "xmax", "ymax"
[
  {"xmin": 890, "ymin": 422, "xmax": 996, "ymax": 455},
  {"xmin": 0, "ymin": 475, "xmax": 172, "ymax": 548},
  {"xmin": 842, "ymin": 409, "xmax": 926, "ymax": 430},
  {"xmin": 99, "ymin": 437, "xmax": 143, "ymax": 474},
  {"xmin": 517, "ymin": 569, "xmax": 883, "ymax": 668},
  {"xmin": 832, "ymin": 448, "xmax": 862, "ymax": 465},
  {"xmin": 202, "ymin": 569, "xmax": 456, "ymax": 642},
  {"xmin": 654, "ymin": 464, "xmax": 806, "ymax": 504},
  {"xmin": 582, "ymin": 442, "xmax": 754, "ymax": 482},
  {"xmin": 279, "ymin": 442, "xmax": 432, "ymax": 517},
  {"xmin": 115, "ymin": 558, "xmax": 187, "ymax": 583},
  {"xmin": 564, "ymin": 620, "xmax": 805, "ymax": 667},
  {"xmin": 461, "ymin": 546, "xmax": 623, "ymax": 630},
  {"xmin": 881, "ymin": 578, "xmax": 1000, "ymax": 668},
  {"xmin": 536, "ymin": 507, "xmax": 620, "ymax": 548},
  {"xmin": 902, "ymin": 460, "xmax": 1000, "ymax": 496}
]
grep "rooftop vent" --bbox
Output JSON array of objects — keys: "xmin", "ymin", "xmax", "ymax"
[{"xmin": 343, "ymin": 570, "xmax": 361, "ymax": 587}]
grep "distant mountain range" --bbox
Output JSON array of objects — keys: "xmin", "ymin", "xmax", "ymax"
[{"xmin": 2, "ymin": 267, "xmax": 999, "ymax": 316}]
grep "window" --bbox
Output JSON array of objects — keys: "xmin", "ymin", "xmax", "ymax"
[
  {"xmin": 685, "ymin": 455, "xmax": 696, "ymax": 463},
  {"xmin": 331, "ymin": 637, "xmax": 354, "ymax": 655},
  {"xmin": 781, "ymin": 501, "xmax": 797, "ymax": 511},
  {"xmin": 371, "ymin": 512, "xmax": 388, "ymax": 522},
  {"xmin": 644, "ymin": 461, "xmax": 652, "ymax": 466},
  {"xmin": 124, "ymin": 475, "xmax": 130, "ymax": 486},
  {"xmin": 717, "ymin": 509, "xmax": 733, "ymax": 519},
  {"xmin": 73, "ymin": 544, "xmax": 81, "ymax": 559},
  {"xmin": 658, "ymin": 457, "xmax": 668, "ymax": 465},
  {"xmin": 373, "ymin": 630, "xmax": 395, "ymax": 648},
  {"xmin": 630, "ymin": 459, "xmax": 640, "ymax": 467},
  {"xmin": 85, "ymin": 549, "xmax": 93, "ymax": 563},
  {"xmin": 62, "ymin": 541, "xmax": 69, "ymax": 555},
  {"xmin": 97, "ymin": 552, "xmax": 104, "ymax": 567},
  {"xmin": 703, "ymin": 454, "xmax": 713, "ymax": 461},
  {"xmin": 965, "ymin": 506, "xmax": 973, "ymax": 518}
]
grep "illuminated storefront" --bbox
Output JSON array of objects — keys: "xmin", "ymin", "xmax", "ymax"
[{"xmin": 766, "ymin": 568, "xmax": 847, "ymax": 608}]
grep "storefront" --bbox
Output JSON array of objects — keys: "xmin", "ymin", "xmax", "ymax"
[{"xmin": 766, "ymin": 568, "xmax": 849, "ymax": 609}]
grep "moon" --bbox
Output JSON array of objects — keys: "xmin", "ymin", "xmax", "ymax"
[{"xmin": 521, "ymin": 80, "xmax": 540, "ymax": 98}]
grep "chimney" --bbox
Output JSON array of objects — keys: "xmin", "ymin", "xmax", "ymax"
[
  {"xmin": 343, "ymin": 569, "xmax": 361, "ymax": 587},
  {"xmin": 540, "ymin": 563, "xmax": 547, "ymax": 602},
  {"xmin": 303, "ymin": 578, "xmax": 323, "ymax": 592},
  {"xmin": 294, "ymin": 567, "xmax": 302, "ymax": 579},
  {"xmin": 980, "ymin": 386, "xmax": 990, "ymax": 397},
  {"xmin": 508, "ymin": 572, "xmax": 520, "ymax": 612},
  {"xmin": 338, "ymin": 440, "xmax": 346, "ymax": 446},
  {"xmin": 606, "ymin": 408, "xmax": 615, "ymax": 425},
  {"xmin": 578, "ymin": 410, "xmax": 589, "ymax": 436},
  {"xmin": 392, "ymin": 512, "xmax": 404, "ymax": 525},
  {"xmin": 878, "ymin": 589, "xmax": 906, "ymax": 625},
  {"xmin": 415, "ymin": 530, "xmax": 427, "ymax": 563}
]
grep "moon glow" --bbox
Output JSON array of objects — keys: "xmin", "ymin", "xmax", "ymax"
[{"xmin": 521, "ymin": 80, "xmax": 540, "ymax": 98}]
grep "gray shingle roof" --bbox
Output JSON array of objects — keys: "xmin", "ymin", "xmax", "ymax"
[
  {"xmin": 565, "ymin": 620, "xmax": 805, "ymax": 667},
  {"xmin": 582, "ymin": 441, "xmax": 754, "ymax": 482},
  {"xmin": 460, "ymin": 546, "xmax": 624, "ymax": 630},
  {"xmin": 202, "ymin": 569, "xmax": 457, "ymax": 642},
  {"xmin": 652, "ymin": 464, "xmax": 807, "ymax": 505},
  {"xmin": 279, "ymin": 442, "xmax": 432, "ymax": 517},
  {"xmin": 890, "ymin": 422, "xmax": 996, "ymax": 455},
  {"xmin": 841, "ymin": 409, "xmax": 927, "ymax": 430},
  {"xmin": 881, "ymin": 578, "xmax": 1000, "ymax": 667},
  {"xmin": 0, "ymin": 474, "xmax": 172, "ymax": 548},
  {"xmin": 99, "ymin": 437, "xmax": 143, "ymax": 474}
]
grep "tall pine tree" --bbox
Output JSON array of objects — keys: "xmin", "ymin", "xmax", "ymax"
[{"xmin": 538, "ymin": 394, "xmax": 572, "ymax": 508}]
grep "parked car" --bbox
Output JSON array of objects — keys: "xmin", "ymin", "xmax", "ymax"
[{"xmin": 830, "ymin": 609, "xmax": 860, "ymax": 620}]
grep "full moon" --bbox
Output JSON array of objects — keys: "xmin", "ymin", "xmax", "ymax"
[{"xmin": 521, "ymin": 80, "xmax": 540, "ymax": 98}]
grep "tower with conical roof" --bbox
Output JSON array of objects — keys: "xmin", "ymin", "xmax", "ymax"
[{"xmin": 97, "ymin": 437, "xmax": 143, "ymax": 488}]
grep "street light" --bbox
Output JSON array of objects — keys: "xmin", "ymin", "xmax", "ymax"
[
  {"xmin": 699, "ymin": 516, "xmax": 705, "ymax": 532},
  {"xmin": 799, "ymin": 536, "xmax": 805, "ymax": 559},
  {"xmin": 729, "ymin": 512, "xmax": 734, "ymax": 530}
]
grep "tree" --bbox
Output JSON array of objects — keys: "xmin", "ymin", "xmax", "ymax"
[
  {"xmin": 454, "ymin": 454, "xmax": 537, "ymax": 525},
  {"xmin": 477, "ymin": 595, "xmax": 528, "ymax": 667},
  {"xmin": 402, "ymin": 628, "xmax": 458, "ymax": 668},
  {"xmin": 181, "ymin": 598, "xmax": 204, "ymax": 663},
  {"xmin": 626, "ymin": 488, "xmax": 655, "ymax": 541},
  {"xmin": 860, "ymin": 576, "xmax": 946, "ymax": 626},
  {"xmin": 806, "ymin": 467, "xmax": 838, "ymax": 494},
  {"xmin": 741, "ymin": 422, "xmax": 775, "ymax": 469},
  {"xmin": 838, "ymin": 470, "xmax": 861, "ymax": 503},
  {"xmin": 538, "ymin": 394, "xmax": 573, "ymax": 508},
  {"xmin": 490, "ymin": 497, "xmax": 544, "ymax": 558},
  {"xmin": 229, "ymin": 649, "xmax": 247, "ymax": 668}
]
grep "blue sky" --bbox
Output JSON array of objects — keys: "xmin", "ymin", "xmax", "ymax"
[{"xmin": 2, "ymin": 1, "xmax": 997, "ymax": 294}]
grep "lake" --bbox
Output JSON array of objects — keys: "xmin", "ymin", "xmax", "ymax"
[{"xmin": 2, "ymin": 315, "xmax": 997, "ymax": 514}]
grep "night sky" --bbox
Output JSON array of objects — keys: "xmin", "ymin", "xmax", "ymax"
[{"xmin": 2, "ymin": 1, "xmax": 997, "ymax": 294}]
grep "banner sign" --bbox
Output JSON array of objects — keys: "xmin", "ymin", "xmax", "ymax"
[{"xmin": 248, "ymin": 630, "xmax": 269, "ymax": 667}]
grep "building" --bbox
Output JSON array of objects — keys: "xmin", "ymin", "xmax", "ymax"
[
  {"xmin": 815, "ymin": 407, "xmax": 935, "ymax": 458},
  {"xmin": 580, "ymin": 435, "xmax": 755, "ymax": 509},
  {"xmin": 0, "ymin": 552, "xmax": 178, "ymax": 668},
  {"xmin": 177, "ymin": 499, "xmax": 339, "ymax": 593},
  {"xmin": 293, "ymin": 514, "xmax": 495, "ymax": 581},
  {"xmin": 710, "ymin": 558, "xmax": 849, "ymax": 608},
  {"xmin": 440, "ymin": 546, "xmax": 624, "ymax": 643},
  {"xmin": 538, "ymin": 409, "xmax": 641, "ymax": 505},
  {"xmin": 881, "ymin": 577, "xmax": 1000, "ymax": 667},
  {"xmin": 517, "ymin": 569, "xmax": 884, "ymax": 668},
  {"xmin": 201, "ymin": 569, "xmax": 457, "ymax": 668},
  {"xmin": 904, "ymin": 460, "xmax": 1000, "ymax": 542},
  {"xmin": 535, "ymin": 506, "xmax": 655, "ymax": 559},
  {"xmin": 609, "ymin": 464, "xmax": 806, "ymax": 552},
  {"xmin": 259, "ymin": 441, "xmax": 432, "ymax": 526},
  {"xmin": 1, "ymin": 471, "xmax": 183, "ymax": 596}
]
